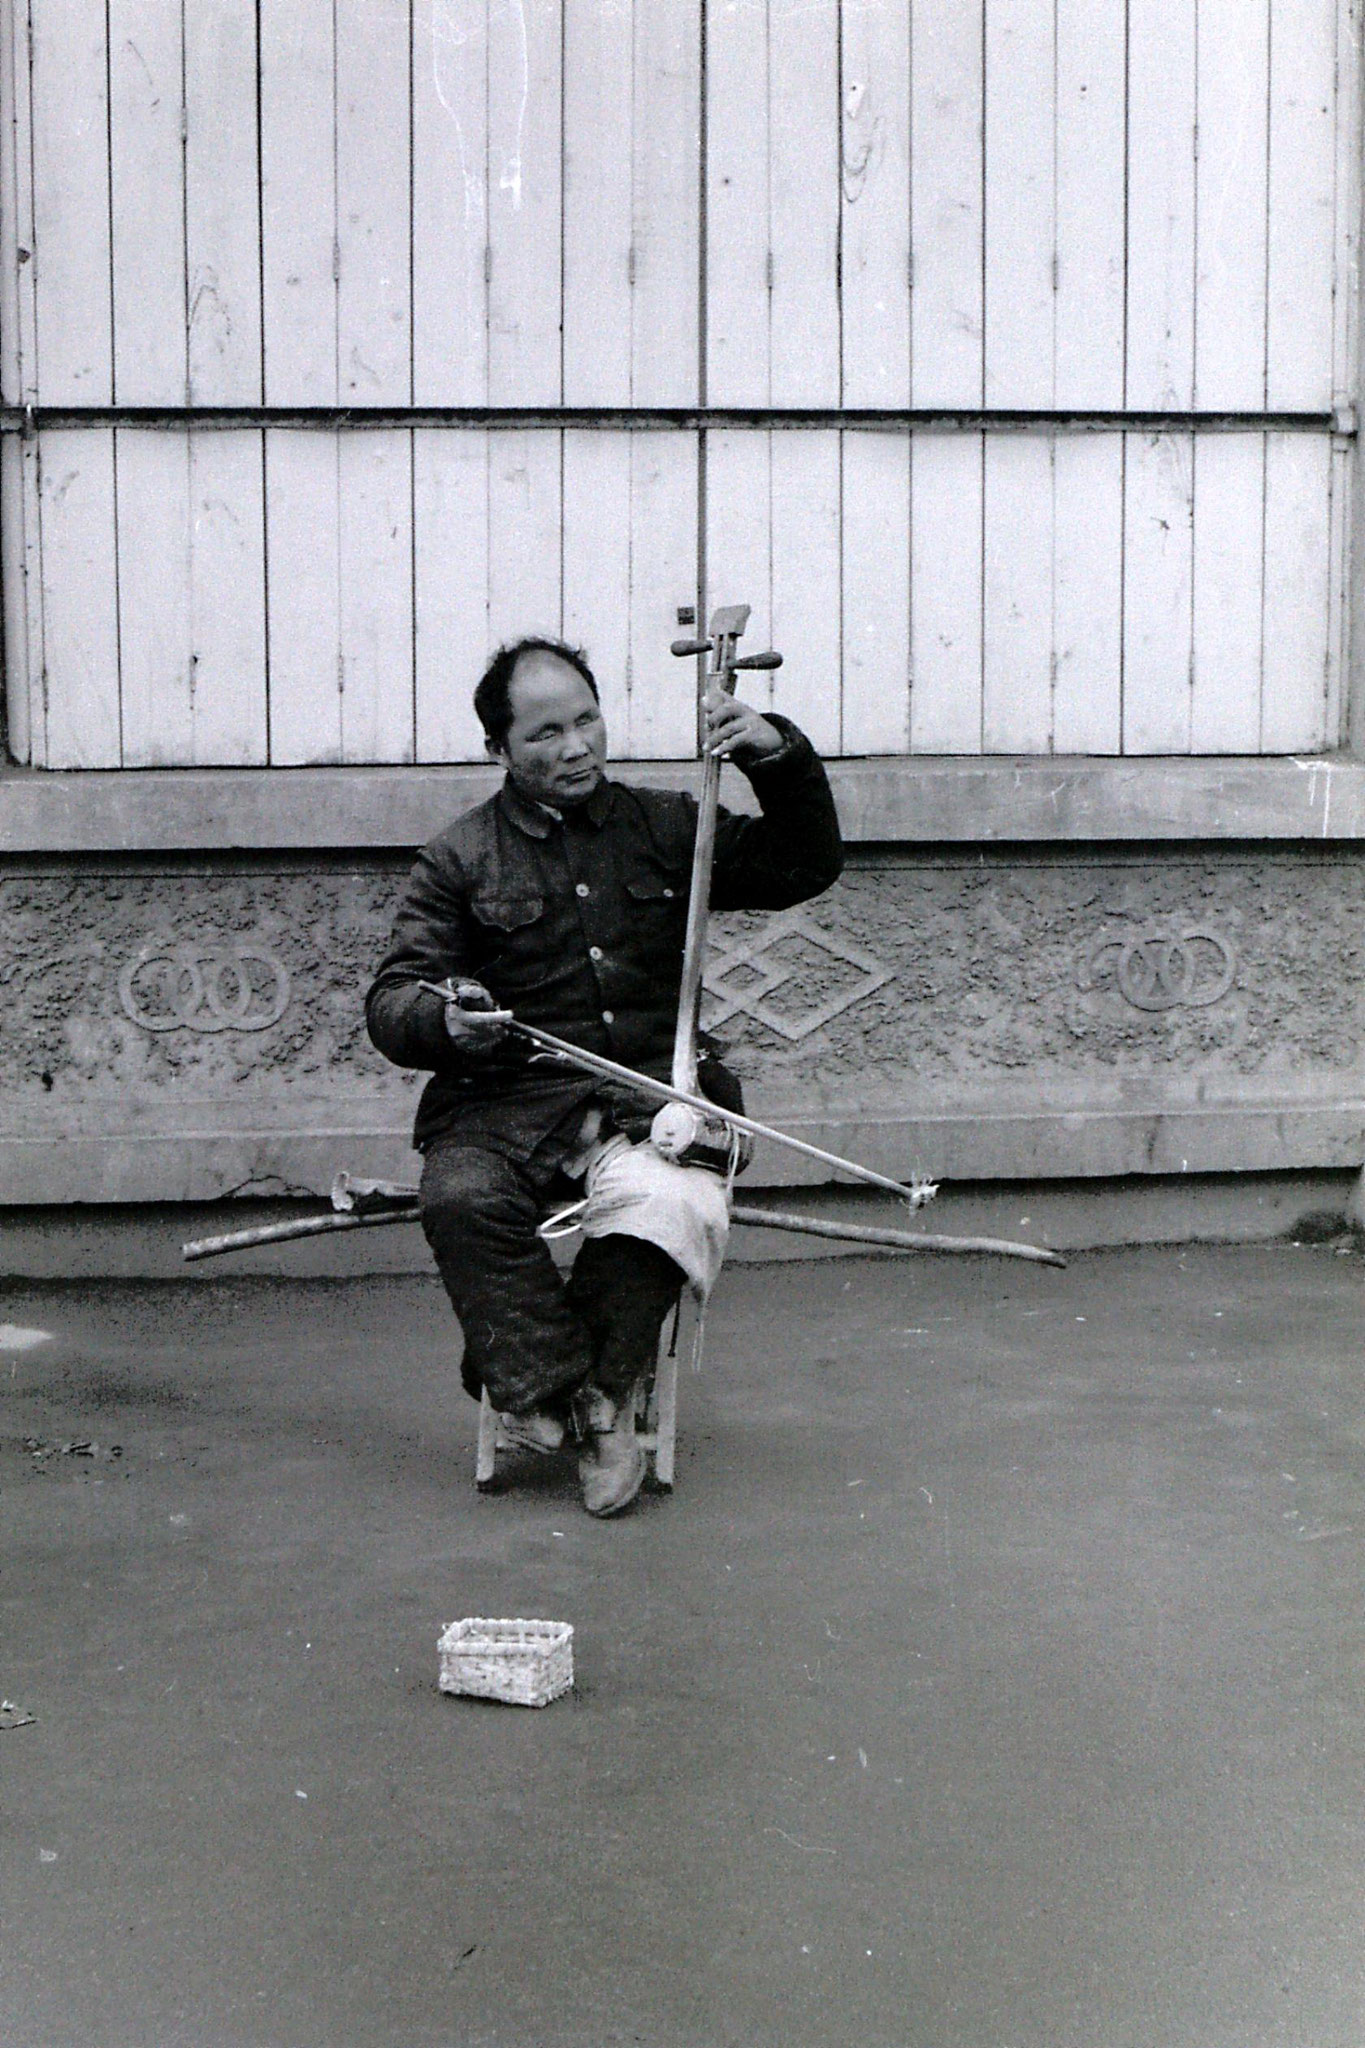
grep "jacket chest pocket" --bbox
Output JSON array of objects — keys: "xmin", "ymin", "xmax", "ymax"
[
  {"xmin": 623, "ymin": 868, "xmax": 688, "ymax": 959},
  {"xmin": 468, "ymin": 895, "xmax": 547, "ymax": 992}
]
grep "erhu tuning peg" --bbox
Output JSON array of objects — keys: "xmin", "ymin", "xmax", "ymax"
[{"xmin": 670, "ymin": 637, "xmax": 712, "ymax": 657}]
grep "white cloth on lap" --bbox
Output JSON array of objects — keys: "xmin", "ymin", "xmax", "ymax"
[{"xmin": 575, "ymin": 1134, "xmax": 730, "ymax": 1299}]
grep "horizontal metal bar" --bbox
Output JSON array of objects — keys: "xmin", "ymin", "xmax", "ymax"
[{"xmin": 0, "ymin": 403, "xmax": 1342, "ymax": 435}]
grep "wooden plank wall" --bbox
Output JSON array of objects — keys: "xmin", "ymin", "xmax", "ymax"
[{"xmin": 0, "ymin": 0, "xmax": 1356, "ymax": 768}]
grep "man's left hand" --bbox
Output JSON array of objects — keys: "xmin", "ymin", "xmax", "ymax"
[{"xmin": 702, "ymin": 688, "xmax": 785, "ymax": 765}]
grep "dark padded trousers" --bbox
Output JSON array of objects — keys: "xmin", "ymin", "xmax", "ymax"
[{"xmin": 419, "ymin": 1139, "xmax": 684, "ymax": 1415}]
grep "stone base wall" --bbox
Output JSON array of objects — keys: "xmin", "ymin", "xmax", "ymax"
[{"xmin": 6, "ymin": 843, "xmax": 1365, "ymax": 1202}]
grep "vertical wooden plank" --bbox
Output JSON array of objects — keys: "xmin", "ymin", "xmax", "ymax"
[
  {"xmin": 768, "ymin": 430, "xmax": 841, "ymax": 752},
  {"xmin": 108, "ymin": 0, "xmax": 186, "ymax": 403},
  {"xmin": 563, "ymin": 431, "xmax": 632, "ymax": 735},
  {"xmin": 840, "ymin": 2, "xmax": 911, "ymax": 409},
  {"xmin": 1054, "ymin": 0, "xmax": 1125, "ymax": 409},
  {"xmin": 30, "ymin": 0, "xmax": 112, "ymax": 401},
  {"xmin": 185, "ymin": 0, "xmax": 263, "ymax": 404},
  {"xmin": 260, "ymin": 0, "xmax": 336, "ymax": 404},
  {"xmin": 187, "ymin": 430, "xmax": 268, "ymax": 765},
  {"xmin": 706, "ymin": 0, "xmax": 769, "ymax": 404},
  {"xmin": 37, "ymin": 428, "xmax": 121, "ymax": 766},
  {"xmin": 841, "ymin": 431, "xmax": 912, "ymax": 754},
  {"xmin": 705, "ymin": 428, "xmax": 772, "ymax": 656},
  {"xmin": 909, "ymin": 0, "xmax": 983, "ymax": 407},
  {"xmin": 265, "ymin": 429, "xmax": 342, "ymax": 764},
  {"xmin": 486, "ymin": 0, "xmax": 561, "ymax": 403},
  {"xmin": 1331, "ymin": 0, "xmax": 1362, "ymax": 418},
  {"xmin": 414, "ymin": 427, "xmax": 490, "ymax": 762},
  {"xmin": 623, "ymin": 432, "xmax": 699, "ymax": 758},
  {"xmin": 561, "ymin": 0, "xmax": 633, "ymax": 405},
  {"xmin": 1261, "ymin": 433, "xmax": 1332, "ymax": 751},
  {"xmin": 1266, "ymin": 0, "xmax": 1337, "ymax": 409},
  {"xmin": 982, "ymin": 434, "xmax": 1053, "ymax": 751},
  {"xmin": 1194, "ymin": 0, "xmax": 1268, "ymax": 409},
  {"xmin": 486, "ymin": 428, "xmax": 561, "ymax": 643},
  {"xmin": 1126, "ymin": 0, "xmax": 1196, "ymax": 408},
  {"xmin": 910, "ymin": 432, "xmax": 983, "ymax": 751},
  {"xmin": 983, "ymin": 0, "xmax": 1054, "ymax": 408},
  {"xmin": 336, "ymin": 0, "xmax": 411, "ymax": 403},
  {"xmin": 1, "ymin": 438, "xmax": 33, "ymax": 761},
  {"xmin": 1122, "ymin": 432, "xmax": 1194, "ymax": 753},
  {"xmin": 0, "ymin": 0, "xmax": 38, "ymax": 404},
  {"xmin": 1051, "ymin": 433, "xmax": 1123, "ymax": 753},
  {"xmin": 337, "ymin": 431, "xmax": 414, "ymax": 761},
  {"xmin": 769, "ymin": 0, "xmax": 839, "ymax": 405},
  {"xmin": 412, "ymin": 0, "xmax": 488, "ymax": 403},
  {"xmin": 116, "ymin": 429, "xmax": 193, "ymax": 765},
  {"xmin": 630, "ymin": 1, "xmax": 700, "ymax": 406},
  {"xmin": 1190, "ymin": 434, "xmax": 1264, "ymax": 753}
]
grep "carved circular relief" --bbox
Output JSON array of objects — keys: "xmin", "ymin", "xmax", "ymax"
[{"xmin": 118, "ymin": 944, "xmax": 291, "ymax": 1034}]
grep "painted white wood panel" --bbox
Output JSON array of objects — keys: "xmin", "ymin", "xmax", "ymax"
[
  {"xmin": 982, "ymin": 434, "xmax": 1052, "ymax": 752},
  {"xmin": 1126, "ymin": 0, "xmax": 1196, "ymax": 409},
  {"xmin": 563, "ymin": 431, "xmax": 633, "ymax": 737},
  {"xmin": 769, "ymin": 431, "xmax": 842, "ymax": 753},
  {"xmin": 486, "ymin": 429, "xmax": 561, "ymax": 644},
  {"xmin": 909, "ymin": 0, "xmax": 983, "ymax": 407},
  {"xmin": 185, "ymin": 0, "xmax": 263, "ymax": 404},
  {"xmin": 562, "ymin": 3, "xmax": 633, "ymax": 406},
  {"xmin": 37, "ymin": 428, "xmax": 121, "ymax": 766},
  {"xmin": 620, "ymin": 433, "xmax": 698, "ymax": 758},
  {"xmin": 29, "ymin": 0, "xmax": 112, "ymax": 402},
  {"xmin": 1194, "ymin": 0, "xmax": 1269, "ymax": 411},
  {"xmin": 413, "ymin": 0, "xmax": 489, "ymax": 403},
  {"xmin": 1122, "ymin": 433, "xmax": 1194, "ymax": 753},
  {"xmin": 840, "ymin": 3, "xmax": 911, "ymax": 409},
  {"xmin": 630, "ymin": 3, "xmax": 700, "ymax": 407},
  {"xmin": 984, "ymin": 0, "xmax": 1054, "ymax": 409},
  {"xmin": 841, "ymin": 432, "xmax": 912, "ymax": 754},
  {"xmin": 0, "ymin": 0, "xmax": 31, "ymax": 402},
  {"xmin": 265, "ymin": 430, "xmax": 342, "ymax": 763},
  {"xmin": 414, "ymin": 427, "xmax": 491, "ymax": 762},
  {"xmin": 706, "ymin": 0, "xmax": 769, "ymax": 404},
  {"xmin": 260, "ymin": 0, "xmax": 336, "ymax": 404},
  {"xmin": 486, "ymin": 0, "xmax": 561, "ymax": 404},
  {"xmin": 909, "ymin": 433, "xmax": 983, "ymax": 751},
  {"xmin": 1267, "ymin": 0, "xmax": 1338, "ymax": 409},
  {"xmin": 109, "ymin": 0, "xmax": 185, "ymax": 404},
  {"xmin": 0, "ymin": 438, "xmax": 34, "ymax": 761},
  {"xmin": 116, "ymin": 430, "xmax": 194, "ymax": 764},
  {"xmin": 1054, "ymin": 0, "xmax": 1125, "ymax": 410},
  {"xmin": 186, "ymin": 430, "xmax": 268, "ymax": 765},
  {"xmin": 338, "ymin": 430, "xmax": 414, "ymax": 762},
  {"xmin": 1051, "ymin": 433, "xmax": 1123, "ymax": 753},
  {"xmin": 705, "ymin": 429, "xmax": 773, "ymax": 663},
  {"xmin": 1261, "ymin": 432, "xmax": 1332, "ymax": 750},
  {"xmin": 1190, "ymin": 433, "xmax": 1264, "ymax": 753},
  {"xmin": 769, "ymin": 0, "xmax": 839, "ymax": 406},
  {"xmin": 336, "ymin": 0, "xmax": 411, "ymax": 404}
]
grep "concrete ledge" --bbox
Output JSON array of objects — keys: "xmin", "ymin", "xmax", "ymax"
[
  {"xmin": 5, "ymin": 752, "xmax": 1365, "ymax": 852},
  {"xmin": 0, "ymin": 1172, "xmax": 1355, "ymax": 1279}
]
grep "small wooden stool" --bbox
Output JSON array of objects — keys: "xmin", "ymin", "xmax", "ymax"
[{"xmin": 474, "ymin": 1293, "xmax": 705, "ymax": 1493}]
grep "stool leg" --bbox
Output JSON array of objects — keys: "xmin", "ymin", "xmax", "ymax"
[
  {"xmin": 652, "ymin": 1312, "xmax": 685, "ymax": 1492},
  {"xmin": 475, "ymin": 1388, "xmax": 500, "ymax": 1489}
]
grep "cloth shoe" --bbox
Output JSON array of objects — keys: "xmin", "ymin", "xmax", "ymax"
[
  {"xmin": 498, "ymin": 1407, "xmax": 566, "ymax": 1456},
  {"xmin": 574, "ymin": 1386, "xmax": 647, "ymax": 1518}
]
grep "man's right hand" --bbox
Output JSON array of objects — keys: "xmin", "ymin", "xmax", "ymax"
[{"xmin": 441, "ymin": 981, "xmax": 513, "ymax": 1052}]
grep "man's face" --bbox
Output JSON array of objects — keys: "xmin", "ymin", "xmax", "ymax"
[{"xmin": 490, "ymin": 650, "xmax": 608, "ymax": 808}]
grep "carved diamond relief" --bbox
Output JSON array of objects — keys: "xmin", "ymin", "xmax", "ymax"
[{"xmin": 701, "ymin": 911, "xmax": 893, "ymax": 1042}]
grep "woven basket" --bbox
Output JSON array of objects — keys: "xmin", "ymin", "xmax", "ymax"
[{"xmin": 438, "ymin": 1617, "xmax": 574, "ymax": 1707}]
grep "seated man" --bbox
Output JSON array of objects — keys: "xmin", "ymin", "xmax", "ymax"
[{"xmin": 365, "ymin": 635, "xmax": 843, "ymax": 1516}]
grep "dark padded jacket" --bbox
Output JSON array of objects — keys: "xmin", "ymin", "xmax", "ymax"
[{"xmin": 365, "ymin": 714, "xmax": 843, "ymax": 1159}]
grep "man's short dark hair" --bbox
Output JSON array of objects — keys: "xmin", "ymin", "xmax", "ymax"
[{"xmin": 474, "ymin": 637, "xmax": 599, "ymax": 749}]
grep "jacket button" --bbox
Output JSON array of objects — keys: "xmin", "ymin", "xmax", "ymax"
[
  {"xmin": 575, "ymin": 882, "xmax": 590, "ymax": 898},
  {"xmin": 589, "ymin": 945, "xmax": 603, "ymax": 962},
  {"xmin": 601, "ymin": 1009, "xmax": 614, "ymax": 1024},
  {"xmin": 663, "ymin": 887, "xmax": 674, "ymax": 898}
]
